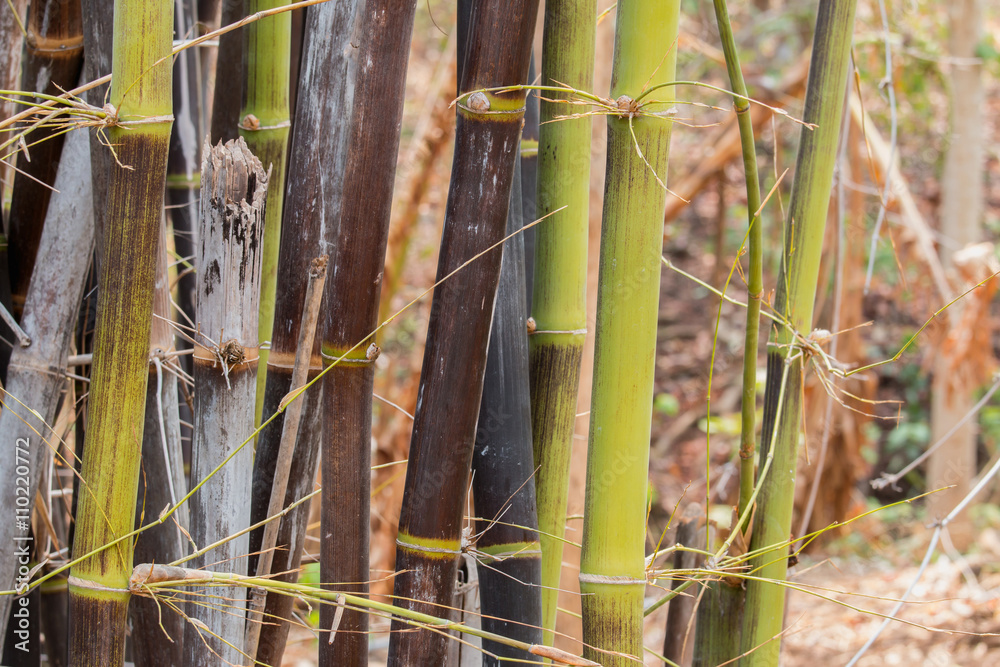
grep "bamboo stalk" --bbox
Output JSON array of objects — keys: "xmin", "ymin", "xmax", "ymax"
[
  {"xmin": 130, "ymin": 218, "xmax": 189, "ymax": 666},
  {"xmin": 240, "ymin": 0, "xmax": 291, "ymax": 434},
  {"xmin": 79, "ymin": 0, "xmax": 114, "ymax": 246},
  {"xmin": 182, "ymin": 137, "xmax": 267, "ymax": 667},
  {"xmin": 711, "ymin": 0, "xmax": 765, "ymax": 521},
  {"xmin": 166, "ymin": 0, "xmax": 204, "ymax": 357},
  {"xmin": 0, "ymin": 0, "xmax": 26, "ymax": 204},
  {"xmin": 530, "ymin": 0, "xmax": 596, "ymax": 646},
  {"xmin": 520, "ymin": 52, "xmax": 539, "ymax": 311},
  {"xmin": 5, "ymin": 0, "xmax": 83, "ymax": 318},
  {"xmin": 389, "ymin": 1, "xmax": 538, "ymax": 663},
  {"xmin": 244, "ymin": 254, "xmax": 326, "ymax": 661},
  {"xmin": 210, "ymin": 0, "xmax": 243, "ymax": 143},
  {"xmin": 579, "ymin": 2, "xmax": 679, "ymax": 664},
  {"xmin": 0, "ymin": 127, "xmax": 93, "ymax": 644},
  {"xmin": 246, "ymin": 3, "xmax": 362, "ymax": 663},
  {"xmin": 471, "ymin": 158, "xmax": 543, "ymax": 666},
  {"xmin": 739, "ymin": 3, "xmax": 857, "ymax": 664},
  {"xmin": 65, "ymin": 0, "xmax": 173, "ymax": 662},
  {"xmin": 317, "ymin": 3, "xmax": 417, "ymax": 665}
]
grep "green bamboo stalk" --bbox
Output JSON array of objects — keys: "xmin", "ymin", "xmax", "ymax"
[
  {"xmin": 690, "ymin": 3, "xmax": 764, "ymax": 660},
  {"xmin": 739, "ymin": 2, "xmax": 857, "ymax": 664},
  {"xmin": 389, "ymin": 1, "xmax": 538, "ymax": 662},
  {"xmin": 241, "ymin": 0, "xmax": 291, "ymax": 433},
  {"xmin": 579, "ymin": 2, "xmax": 679, "ymax": 664},
  {"xmin": 530, "ymin": 0, "xmax": 595, "ymax": 646},
  {"xmin": 712, "ymin": 0, "xmax": 764, "ymax": 522},
  {"xmin": 66, "ymin": 1, "xmax": 173, "ymax": 664}
]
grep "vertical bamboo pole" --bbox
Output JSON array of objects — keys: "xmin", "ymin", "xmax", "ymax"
[
  {"xmin": 130, "ymin": 219, "xmax": 189, "ymax": 666},
  {"xmin": 66, "ymin": 2, "xmax": 173, "ymax": 664},
  {"xmin": 247, "ymin": 3, "xmax": 362, "ymax": 664},
  {"xmin": 739, "ymin": 3, "xmax": 857, "ymax": 664},
  {"xmin": 240, "ymin": 0, "xmax": 291, "ymax": 433},
  {"xmin": 0, "ymin": 127, "xmax": 93, "ymax": 644},
  {"xmin": 530, "ymin": 0, "xmax": 596, "ymax": 645},
  {"xmin": 471, "ymin": 159, "xmax": 543, "ymax": 665},
  {"xmin": 317, "ymin": 1, "xmax": 417, "ymax": 665},
  {"xmin": 579, "ymin": 2, "xmax": 679, "ymax": 664},
  {"xmin": 182, "ymin": 137, "xmax": 267, "ymax": 667},
  {"xmin": 388, "ymin": 0, "xmax": 538, "ymax": 663}
]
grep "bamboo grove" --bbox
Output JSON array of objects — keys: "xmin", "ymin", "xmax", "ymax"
[{"xmin": 0, "ymin": 0, "xmax": 941, "ymax": 664}]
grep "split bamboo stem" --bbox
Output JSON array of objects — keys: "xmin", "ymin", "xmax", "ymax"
[
  {"xmin": 241, "ymin": 0, "xmax": 291, "ymax": 434},
  {"xmin": 739, "ymin": 3, "xmax": 857, "ymax": 664},
  {"xmin": 388, "ymin": 0, "xmax": 539, "ymax": 662},
  {"xmin": 471, "ymin": 159, "xmax": 543, "ymax": 665},
  {"xmin": 0, "ymin": 127, "xmax": 93, "ymax": 643},
  {"xmin": 182, "ymin": 137, "xmax": 267, "ymax": 667},
  {"xmin": 66, "ymin": 2, "xmax": 173, "ymax": 663},
  {"xmin": 246, "ymin": 2, "xmax": 362, "ymax": 663},
  {"xmin": 579, "ymin": 2, "xmax": 679, "ymax": 664},
  {"xmin": 530, "ymin": 0, "xmax": 596, "ymax": 646},
  {"xmin": 317, "ymin": 1, "xmax": 417, "ymax": 665}
]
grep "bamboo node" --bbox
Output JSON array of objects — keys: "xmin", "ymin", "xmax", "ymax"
[
  {"xmin": 615, "ymin": 94, "xmax": 639, "ymax": 118},
  {"xmin": 241, "ymin": 113, "xmax": 260, "ymax": 130},
  {"xmin": 526, "ymin": 317, "xmax": 536, "ymax": 333},
  {"xmin": 467, "ymin": 91, "xmax": 490, "ymax": 112}
]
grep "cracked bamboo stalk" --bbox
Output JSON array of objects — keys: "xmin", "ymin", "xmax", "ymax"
[{"xmin": 183, "ymin": 137, "xmax": 268, "ymax": 667}]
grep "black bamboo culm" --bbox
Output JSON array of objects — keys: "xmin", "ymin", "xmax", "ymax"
[
  {"xmin": 317, "ymin": 1, "xmax": 418, "ymax": 666},
  {"xmin": 388, "ymin": 0, "xmax": 539, "ymax": 662},
  {"xmin": 4, "ymin": 0, "xmax": 83, "ymax": 316},
  {"xmin": 166, "ymin": 0, "xmax": 204, "ymax": 356},
  {"xmin": 183, "ymin": 138, "xmax": 267, "ymax": 666},
  {"xmin": 246, "ymin": 2, "xmax": 363, "ymax": 664},
  {"xmin": 520, "ymin": 53, "xmax": 540, "ymax": 311},
  {"xmin": 130, "ymin": 219, "xmax": 189, "ymax": 666},
  {"xmin": 471, "ymin": 157, "xmax": 544, "ymax": 665},
  {"xmin": 210, "ymin": 0, "xmax": 243, "ymax": 143},
  {"xmin": 80, "ymin": 0, "xmax": 114, "ymax": 244}
]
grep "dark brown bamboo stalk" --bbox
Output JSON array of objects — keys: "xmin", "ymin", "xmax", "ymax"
[
  {"xmin": 182, "ymin": 137, "xmax": 267, "ymax": 667},
  {"xmin": 167, "ymin": 0, "xmax": 204, "ymax": 339},
  {"xmin": 388, "ymin": 1, "xmax": 539, "ymax": 663},
  {"xmin": 210, "ymin": 0, "xmax": 243, "ymax": 143},
  {"xmin": 471, "ymin": 158, "xmax": 543, "ymax": 666},
  {"xmin": 80, "ymin": 0, "xmax": 114, "ymax": 245},
  {"xmin": 246, "ymin": 3, "xmax": 363, "ymax": 664},
  {"xmin": 317, "ymin": 3, "xmax": 417, "ymax": 665},
  {"xmin": 5, "ymin": 0, "xmax": 83, "ymax": 317},
  {"xmin": 130, "ymin": 219, "xmax": 189, "ymax": 666}
]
